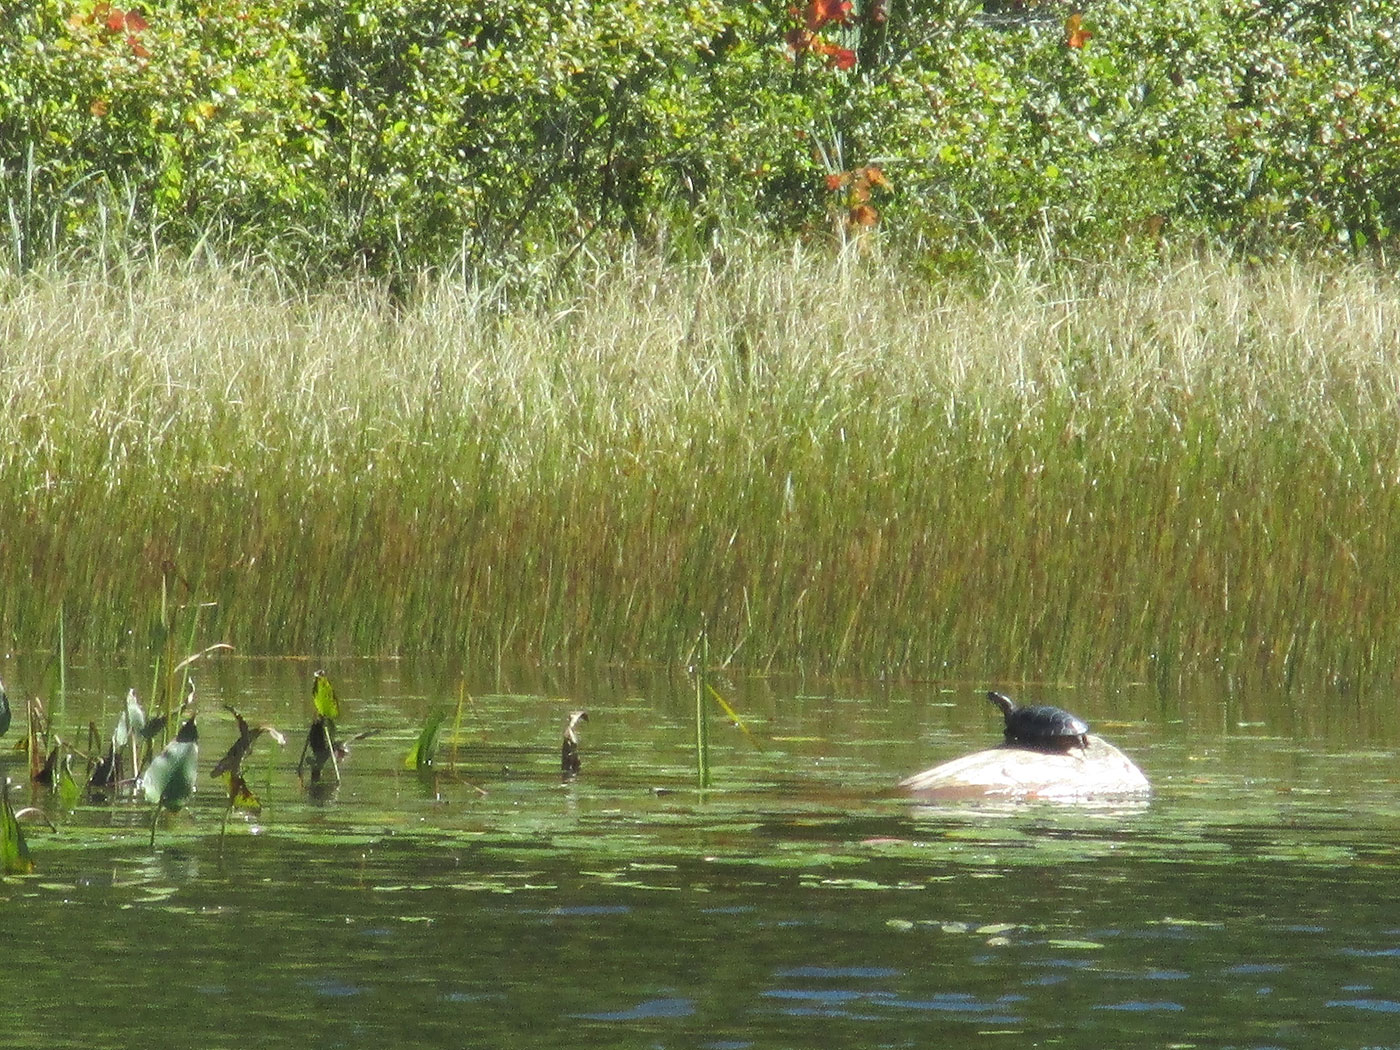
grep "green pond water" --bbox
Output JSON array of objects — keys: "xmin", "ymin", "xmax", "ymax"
[{"xmin": 3, "ymin": 660, "xmax": 1400, "ymax": 1049}]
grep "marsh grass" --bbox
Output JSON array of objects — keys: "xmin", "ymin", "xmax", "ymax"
[{"xmin": 3, "ymin": 244, "xmax": 1400, "ymax": 690}]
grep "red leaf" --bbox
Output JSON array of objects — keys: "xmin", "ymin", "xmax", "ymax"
[
  {"xmin": 124, "ymin": 9, "xmax": 148, "ymax": 33},
  {"xmin": 829, "ymin": 47, "xmax": 857, "ymax": 71},
  {"xmin": 825, "ymin": 173, "xmax": 846, "ymax": 191}
]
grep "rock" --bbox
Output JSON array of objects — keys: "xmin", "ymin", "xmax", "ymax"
[{"xmin": 897, "ymin": 735, "xmax": 1150, "ymax": 803}]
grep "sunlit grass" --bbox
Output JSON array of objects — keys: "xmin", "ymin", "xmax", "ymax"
[{"xmin": 3, "ymin": 244, "xmax": 1400, "ymax": 689}]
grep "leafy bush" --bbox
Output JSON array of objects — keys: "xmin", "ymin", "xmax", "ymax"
[{"xmin": 2, "ymin": 0, "xmax": 1398, "ymax": 274}]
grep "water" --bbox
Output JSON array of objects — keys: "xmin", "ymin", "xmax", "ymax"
[{"xmin": 3, "ymin": 661, "xmax": 1399, "ymax": 1048}]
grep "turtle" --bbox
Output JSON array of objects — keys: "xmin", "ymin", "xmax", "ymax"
[{"xmin": 985, "ymin": 690, "xmax": 1090, "ymax": 752}]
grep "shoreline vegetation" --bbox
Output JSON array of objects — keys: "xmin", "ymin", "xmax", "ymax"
[{"xmin": 4, "ymin": 243, "xmax": 1400, "ymax": 689}]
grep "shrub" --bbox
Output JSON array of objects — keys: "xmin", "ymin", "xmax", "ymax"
[{"xmin": 2, "ymin": 0, "xmax": 1398, "ymax": 274}]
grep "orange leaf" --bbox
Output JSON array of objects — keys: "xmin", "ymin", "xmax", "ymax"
[
  {"xmin": 1065, "ymin": 12, "xmax": 1093, "ymax": 49},
  {"xmin": 805, "ymin": 0, "xmax": 853, "ymax": 30},
  {"xmin": 104, "ymin": 5, "xmax": 126, "ymax": 32},
  {"xmin": 124, "ymin": 9, "xmax": 148, "ymax": 32},
  {"xmin": 90, "ymin": 97, "xmax": 110, "ymax": 117},
  {"xmin": 825, "ymin": 173, "xmax": 846, "ymax": 191},
  {"xmin": 863, "ymin": 165, "xmax": 891, "ymax": 190},
  {"xmin": 850, "ymin": 204, "xmax": 879, "ymax": 227}
]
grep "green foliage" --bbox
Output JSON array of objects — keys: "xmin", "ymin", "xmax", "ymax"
[
  {"xmin": 405, "ymin": 708, "xmax": 447, "ymax": 770},
  {"xmin": 312, "ymin": 671, "xmax": 340, "ymax": 721},
  {"xmin": 141, "ymin": 717, "xmax": 199, "ymax": 811},
  {"xmin": 1, "ymin": 779, "xmax": 34, "ymax": 876},
  {"xmin": 8, "ymin": 245, "xmax": 1400, "ymax": 688},
  {"xmin": 3, "ymin": 0, "xmax": 1398, "ymax": 273}
]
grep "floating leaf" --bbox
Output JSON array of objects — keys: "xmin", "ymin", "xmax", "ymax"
[
  {"xmin": 312, "ymin": 670, "xmax": 340, "ymax": 721},
  {"xmin": 406, "ymin": 708, "xmax": 448, "ymax": 771},
  {"xmin": 1, "ymin": 779, "xmax": 34, "ymax": 876}
]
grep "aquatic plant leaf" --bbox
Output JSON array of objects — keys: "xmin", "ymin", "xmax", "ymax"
[
  {"xmin": 114, "ymin": 688, "xmax": 146, "ymax": 748},
  {"xmin": 212, "ymin": 705, "xmax": 269, "ymax": 777},
  {"xmin": 406, "ymin": 709, "xmax": 448, "ymax": 770},
  {"xmin": 229, "ymin": 772, "xmax": 261, "ymax": 812},
  {"xmin": 141, "ymin": 718, "xmax": 199, "ymax": 810},
  {"xmin": 58, "ymin": 757, "xmax": 81, "ymax": 811},
  {"xmin": 1, "ymin": 779, "xmax": 34, "ymax": 875},
  {"xmin": 312, "ymin": 670, "xmax": 340, "ymax": 721},
  {"xmin": 0, "ymin": 678, "xmax": 10, "ymax": 737},
  {"xmin": 298, "ymin": 716, "xmax": 338, "ymax": 783},
  {"xmin": 706, "ymin": 685, "xmax": 766, "ymax": 751},
  {"xmin": 561, "ymin": 709, "xmax": 588, "ymax": 775},
  {"xmin": 33, "ymin": 745, "xmax": 59, "ymax": 787},
  {"xmin": 88, "ymin": 743, "xmax": 119, "ymax": 792},
  {"xmin": 140, "ymin": 713, "xmax": 168, "ymax": 743}
]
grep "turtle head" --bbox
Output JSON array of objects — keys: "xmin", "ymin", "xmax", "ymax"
[{"xmin": 986, "ymin": 691, "xmax": 1017, "ymax": 716}]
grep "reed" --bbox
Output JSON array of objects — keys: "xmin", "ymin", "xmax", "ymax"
[{"xmin": 4, "ymin": 244, "xmax": 1400, "ymax": 691}]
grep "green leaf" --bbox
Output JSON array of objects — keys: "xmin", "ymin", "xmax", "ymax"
[
  {"xmin": 228, "ymin": 771, "xmax": 261, "ymax": 812},
  {"xmin": 312, "ymin": 670, "xmax": 340, "ymax": 721},
  {"xmin": 406, "ymin": 708, "xmax": 448, "ymax": 770},
  {"xmin": 58, "ymin": 757, "xmax": 81, "ymax": 812},
  {"xmin": 142, "ymin": 718, "xmax": 199, "ymax": 811},
  {"xmin": 2, "ymin": 779, "xmax": 34, "ymax": 876}
]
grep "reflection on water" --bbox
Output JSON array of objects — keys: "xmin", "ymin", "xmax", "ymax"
[{"xmin": 2, "ymin": 662, "xmax": 1399, "ymax": 1048}]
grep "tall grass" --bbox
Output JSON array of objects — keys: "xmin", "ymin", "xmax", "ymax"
[{"xmin": 3, "ymin": 243, "xmax": 1400, "ymax": 690}]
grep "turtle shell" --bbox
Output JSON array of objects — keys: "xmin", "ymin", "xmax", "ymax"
[{"xmin": 987, "ymin": 691, "xmax": 1090, "ymax": 751}]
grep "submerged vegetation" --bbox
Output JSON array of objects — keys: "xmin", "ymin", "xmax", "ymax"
[{"xmin": 3, "ymin": 245, "xmax": 1400, "ymax": 689}]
